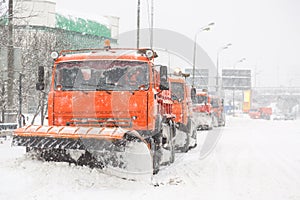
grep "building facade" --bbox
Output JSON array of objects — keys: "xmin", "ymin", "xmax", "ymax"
[{"xmin": 0, "ymin": 0, "xmax": 119, "ymax": 122}]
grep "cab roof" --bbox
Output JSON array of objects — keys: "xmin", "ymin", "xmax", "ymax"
[{"xmin": 55, "ymin": 48, "xmax": 157, "ymax": 63}]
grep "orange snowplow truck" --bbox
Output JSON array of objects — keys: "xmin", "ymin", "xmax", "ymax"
[
  {"xmin": 169, "ymin": 76, "xmax": 197, "ymax": 152},
  {"xmin": 210, "ymin": 95, "xmax": 226, "ymax": 127},
  {"xmin": 12, "ymin": 46, "xmax": 176, "ymax": 176},
  {"xmin": 193, "ymin": 89, "xmax": 213, "ymax": 130}
]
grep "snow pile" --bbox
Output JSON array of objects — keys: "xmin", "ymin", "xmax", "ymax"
[{"xmin": 1, "ymin": 117, "xmax": 300, "ymax": 200}]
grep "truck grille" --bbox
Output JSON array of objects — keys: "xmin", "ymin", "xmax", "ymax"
[{"xmin": 68, "ymin": 117, "xmax": 132, "ymax": 128}]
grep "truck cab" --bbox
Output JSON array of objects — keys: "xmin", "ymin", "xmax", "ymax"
[
  {"xmin": 193, "ymin": 89, "xmax": 213, "ymax": 130},
  {"xmin": 169, "ymin": 76, "xmax": 197, "ymax": 152}
]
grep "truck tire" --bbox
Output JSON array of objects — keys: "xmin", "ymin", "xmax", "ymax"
[
  {"xmin": 181, "ymin": 132, "xmax": 190, "ymax": 153},
  {"xmin": 212, "ymin": 114, "xmax": 218, "ymax": 127},
  {"xmin": 163, "ymin": 121, "xmax": 176, "ymax": 164},
  {"xmin": 189, "ymin": 129, "xmax": 197, "ymax": 149},
  {"xmin": 169, "ymin": 122, "xmax": 176, "ymax": 164},
  {"xmin": 153, "ymin": 119, "xmax": 176, "ymax": 172},
  {"xmin": 151, "ymin": 130, "xmax": 162, "ymax": 174},
  {"xmin": 188, "ymin": 119, "xmax": 197, "ymax": 149},
  {"xmin": 208, "ymin": 120, "xmax": 213, "ymax": 130},
  {"xmin": 178, "ymin": 119, "xmax": 193, "ymax": 153}
]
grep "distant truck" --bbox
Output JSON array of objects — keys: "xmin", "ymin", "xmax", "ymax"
[
  {"xmin": 192, "ymin": 89, "xmax": 213, "ymax": 130},
  {"xmin": 210, "ymin": 95, "xmax": 226, "ymax": 127},
  {"xmin": 249, "ymin": 107, "xmax": 272, "ymax": 120},
  {"xmin": 169, "ymin": 76, "xmax": 197, "ymax": 152}
]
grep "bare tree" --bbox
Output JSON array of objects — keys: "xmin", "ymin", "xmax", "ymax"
[{"xmin": 1, "ymin": 2, "xmax": 106, "ymax": 124}]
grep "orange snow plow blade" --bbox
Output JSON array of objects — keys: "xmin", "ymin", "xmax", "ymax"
[{"xmin": 12, "ymin": 125, "xmax": 153, "ymax": 179}]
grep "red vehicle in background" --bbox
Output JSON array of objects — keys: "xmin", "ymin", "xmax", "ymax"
[
  {"xmin": 249, "ymin": 107, "xmax": 272, "ymax": 120},
  {"xmin": 193, "ymin": 89, "xmax": 213, "ymax": 130},
  {"xmin": 248, "ymin": 109, "xmax": 261, "ymax": 119}
]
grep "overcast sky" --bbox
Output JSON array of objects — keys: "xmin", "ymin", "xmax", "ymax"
[{"xmin": 56, "ymin": 0, "xmax": 300, "ymax": 87}]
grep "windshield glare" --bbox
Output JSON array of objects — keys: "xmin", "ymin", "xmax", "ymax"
[{"xmin": 55, "ymin": 60, "xmax": 149, "ymax": 91}]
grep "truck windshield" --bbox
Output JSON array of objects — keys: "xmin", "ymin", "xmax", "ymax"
[
  {"xmin": 55, "ymin": 60, "xmax": 149, "ymax": 91},
  {"xmin": 171, "ymin": 82, "xmax": 184, "ymax": 102},
  {"xmin": 211, "ymin": 98, "xmax": 219, "ymax": 108},
  {"xmin": 196, "ymin": 95, "xmax": 207, "ymax": 104}
]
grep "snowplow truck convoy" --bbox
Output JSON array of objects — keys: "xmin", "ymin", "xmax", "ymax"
[
  {"xmin": 12, "ymin": 47, "xmax": 177, "ymax": 176},
  {"xmin": 193, "ymin": 89, "xmax": 213, "ymax": 130},
  {"xmin": 169, "ymin": 76, "xmax": 197, "ymax": 152}
]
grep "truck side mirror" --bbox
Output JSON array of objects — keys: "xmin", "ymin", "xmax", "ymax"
[
  {"xmin": 159, "ymin": 65, "xmax": 169, "ymax": 90},
  {"xmin": 36, "ymin": 66, "xmax": 45, "ymax": 91},
  {"xmin": 191, "ymin": 87, "xmax": 196, "ymax": 103}
]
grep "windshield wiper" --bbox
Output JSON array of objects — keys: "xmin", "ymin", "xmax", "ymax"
[{"xmin": 96, "ymin": 83, "xmax": 116, "ymax": 91}]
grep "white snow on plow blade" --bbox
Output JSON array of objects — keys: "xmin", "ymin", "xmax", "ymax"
[{"xmin": 103, "ymin": 141, "xmax": 153, "ymax": 181}]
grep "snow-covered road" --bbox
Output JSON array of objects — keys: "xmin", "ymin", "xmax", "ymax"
[{"xmin": 1, "ymin": 116, "xmax": 300, "ymax": 200}]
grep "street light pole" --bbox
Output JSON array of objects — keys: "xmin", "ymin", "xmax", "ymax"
[
  {"xmin": 232, "ymin": 57, "xmax": 246, "ymax": 116},
  {"xmin": 234, "ymin": 58, "xmax": 246, "ymax": 69},
  {"xmin": 7, "ymin": 0, "xmax": 14, "ymax": 111},
  {"xmin": 17, "ymin": 73, "xmax": 24, "ymax": 127},
  {"xmin": 137, "ymin": 0, "xmax": 140, "ymax": 48},
  {"xmin": 1, "ymin": 83, "xmax": 5, "ymax": 123},
  {"xmin": 216, "ymin": 43, "xmax": 232, "ymax": 92},
  {"xmin": 18, "ymin": 73, "xmax": 23, "ymax": 115},
  {"xmin": 192, "ymin": 22, "xmax": 214, "ymax": 88}
]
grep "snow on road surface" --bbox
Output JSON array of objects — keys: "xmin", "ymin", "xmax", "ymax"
[{"xmin": 1, "ymin": 116, "xmax": 300, "ymax": 200}]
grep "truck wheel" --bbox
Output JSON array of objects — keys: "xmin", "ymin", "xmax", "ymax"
[
  {"xmin": 188, "ymin": 118, "xmax": 197, "ymax": 149},
  {"xmin": 220, "ymin": 113, "xmax": 226, "ymax": 126},
  {"xmin": 182, "ymin": 132, "xmax": 190, "ymax": 153},
  {"xmin": 152, "ymin": 143, "xmax": 162, "ymax": 174},
  {"xmin": 208, "ymin": 121, "xmax": 213, "ymax": 130},
  {"xmin": 153, "ymin": 148, "xmax": 161, "ymax": 174},
  {"xmin": 163, "ymin": 121, "xmax": 175, "ymax": 164},
  {"xmin": 189, "ymin": 129, "xmax": 197, "ymax": 149},
  {"xmin": 151, "ymin": 133, "xmax": 162, "ymax": 175},
  {"xmin": 212, "ymin": 114, "xmax": 218, "ymax": 127},
  {"xmin": 153, "ymin": 119, "xmax": 175, "ymax": 171},
  {"xmin": 222, "ymin": 120, "xmax": 226, "ymax": 126},
  {"xmin": 169, "ymin": 122, "xmax": 176, "ymax": 163}
]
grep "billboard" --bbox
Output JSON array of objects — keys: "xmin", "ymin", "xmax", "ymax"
[
  {"xmin": 222, "ymin": 69, "xmax": 251, "ymax": 90},
  {"xmin": 243, "ymin": 90, "xmax": 252, "ymax": 112},
  {"xmin": 185, "ymin": 68, "xmax": 209, "ymax": 88}
]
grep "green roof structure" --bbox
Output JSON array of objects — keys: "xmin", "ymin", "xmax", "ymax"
[{"xmin": 55, "ymin": 14, "xmax": 111, "ymax": 38}]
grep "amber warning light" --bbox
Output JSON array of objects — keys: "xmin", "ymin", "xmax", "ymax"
[{"xmin": 104, "ymin": 39, "xmax": 111, "ymax": 50}]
